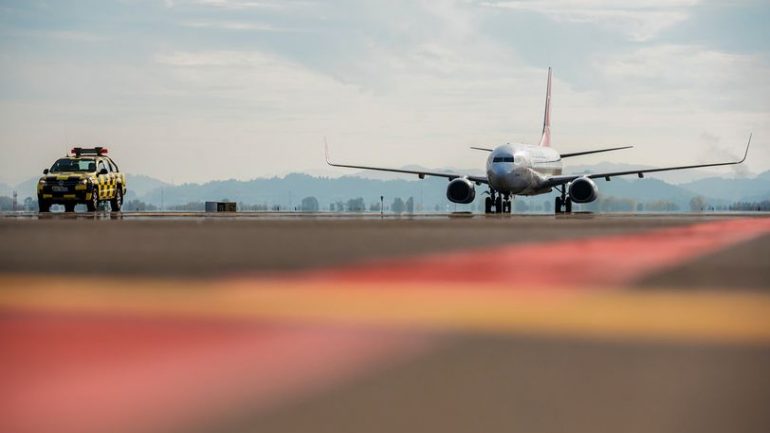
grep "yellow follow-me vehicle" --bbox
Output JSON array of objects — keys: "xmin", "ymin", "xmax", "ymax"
[{"xmin": 37, "ymin": 147, "xmax": 127, "ymax": 212}]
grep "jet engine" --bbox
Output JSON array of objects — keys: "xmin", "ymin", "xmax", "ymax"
[
  {"xmin": 446, "ymin": 178, "xmax": 476, "ymax": 204},
  {"xmin": 568, "ymin": 176, "xmax": 598, "ymax": 203}
]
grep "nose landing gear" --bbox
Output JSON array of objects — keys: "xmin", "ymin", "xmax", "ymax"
[{"xmin": 484, "ymin": 190, "xmax": 512, "ymax": 214}]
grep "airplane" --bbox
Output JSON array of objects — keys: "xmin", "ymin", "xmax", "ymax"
[{"xmin": 325, "ymin": 67, "xmax": 752, "ymax": 214}]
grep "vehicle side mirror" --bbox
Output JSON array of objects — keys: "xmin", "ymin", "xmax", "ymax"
[
  {"xmin": 43, "ymin": 169, "xmax": 49, "ymax": 174},
  {"xmin": 99, "ymin": 168, "xmax": 108, "ymax": 175}
]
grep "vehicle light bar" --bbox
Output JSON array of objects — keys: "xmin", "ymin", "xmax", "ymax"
[{"xmin": 71, "ymin": 147, "xmax": 108, "ymax": 157}]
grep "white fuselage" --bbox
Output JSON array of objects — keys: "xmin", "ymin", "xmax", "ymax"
[{"xmin": 485, "ymin": 144, "xmax": 562, "ymax": 195}]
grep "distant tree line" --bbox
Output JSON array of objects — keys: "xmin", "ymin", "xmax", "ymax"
[
  {"xmin": 0, "ymin": 195, "xmax": 37, "ymax": 211},
  {"xmin": 124, "ymin": 199, "xmax": 158, "ymax": 211},
  {"xmin": 13, "ymin": 193, "xmax": 765, "ymax": 213},
  {"xmin": 168, "ymin": 201, "xmax": 205, "ymax": 211},
  {"xmin": 238, "ymin": 202, "xmax": 270, "ymax": 211},
  {"xmin": 121, "ymin": 195, "xmax": 421, "ymax": 213},
  {"xmin": 729, "ymin": 200, "xmax": 770, "ymax": 211},
  {"xmin": 324, "ymin": 196, "xmax": 416, "ymax": 213},
  {"xmin": 122, "ymin": 196, "xmax": 420, "ymax": 213}
]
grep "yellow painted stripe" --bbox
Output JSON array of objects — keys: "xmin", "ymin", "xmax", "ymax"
[{"xmin": 1, "ymin": 276, "xmax": 769, "ymax": 345}]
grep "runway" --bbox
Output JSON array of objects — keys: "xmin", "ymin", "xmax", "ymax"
[{"xmin": 1, "ymin": 213, "xmax": 769, "ymax": 433}]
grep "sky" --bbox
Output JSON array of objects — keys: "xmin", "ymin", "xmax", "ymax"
[{"xmin": 1, "ymin": 0, "xmax": 769, "ymax": 185}]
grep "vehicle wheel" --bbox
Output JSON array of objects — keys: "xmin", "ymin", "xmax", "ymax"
[
  {"xmin": 565, "ymin": 197, "xmax": 573, "ymax": 213},
  {"xmin": 495, "ymin": 196, "xmax": 503, "ymax": 214},
  {"xmin": 110, "ymin": 186, "xmax": 123, "ymax": 212},
  {"xmin": 484, "ymin": 197, "xmax": 492, "ymax": 214},
  {"xmin": 38, "ymin": 198, "xmax": 50, "ymax": 213},
  {"xmin": 555, "ymin": 197, "xmax": 562, "ymax": 214},
  {"xmin": 87, "ymin": 189, "xmax": 99, "ymax": 212}
]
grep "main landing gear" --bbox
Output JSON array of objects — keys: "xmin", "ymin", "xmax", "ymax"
[
  {"xmin": 554, "ymin": 186, "xmax": 572, "ymax": 214},
  {"xmin": 484, "ymin": 190, "xmax": 511, "ymax": 214}
]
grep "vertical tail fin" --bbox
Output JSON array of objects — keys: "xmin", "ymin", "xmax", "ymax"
[{"xmin": 539, "ymin": 67, "xmax": 552, "ymax": 147}]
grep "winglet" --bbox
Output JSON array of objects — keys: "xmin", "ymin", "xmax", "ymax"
[
  {"xmin": 324, "ymin": 137, "xmax": 332, "ymax": 165},
  {"xmin": 739, "ymin": 133, "xmax": 752, "ymax": 163},
  {"xmin": 539, "ymin": 67, "xmax": 552, "ymax": 147}
]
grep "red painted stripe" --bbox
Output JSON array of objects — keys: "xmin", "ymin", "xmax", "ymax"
[
  {"xmin": 4, "ymin": 218, "xmax": 768, "ymax": 433},
  {"xmin": 292, "ymin": 218, "xmax": 770, "ymax": 288},
  {"xmin": 0, "ymin": 312, "xmax": 429, "ymax": 433}
]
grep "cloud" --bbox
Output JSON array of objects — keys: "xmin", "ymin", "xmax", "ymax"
[
  {"xmin": 48, "ymin": 30, "xmax": 110, "ymax": 41},
  {"xmin": 155, "ymin": 49, "xmax": 291, "ymax": 67},
  {"xmin": 2, "ymin": 29, "xmax": 110, "ymax": 42},
  {"xmin": 594, "ymin": 44, "xmax": 770, "ymax": 112},
  {"xmin": 544, "ymin": 43, "xmax": 770, "ymax": 170},
  {"xmin": 1, "ymin": 0, "xmax": 768, "ymax": 184},
  {"xmin": 191, "ymin": 0, "xmax": 310, "ymax": 10},
  {"xmin": 179, "ymin": 20, "xmax": 307, "ymax": 32},
  {"xmin": 479, "ymin": 0, "xmax": 700, "ymax": 41}
]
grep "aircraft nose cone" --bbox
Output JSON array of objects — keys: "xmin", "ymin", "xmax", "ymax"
[
  {"xmin": 493, "ymin": 165, "xmax": 510, "ymax": 178},
  {"xmin": 488, "ymin": 164, "xmax": 529, "ymax": 194},
  {"xmin": 488, "ymin": 163, "xmax": 517, "ymax": 191}
]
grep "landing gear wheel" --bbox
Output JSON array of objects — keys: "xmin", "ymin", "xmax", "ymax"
[
  {"xmin": 495, "ymin": 196, "xmax": 503, "ymax": 214},
  {"xmin": 38, "ymin": 198, "xmax": 50, "ymax": 213},
  {"xmin": 504, "ymin": 200, "xmax": 511, "ymax": 213},
  {"xmin": 555, "ymin": 197, "xmax": 563, "ymax": 214},
  {"xmin": 110, "ymin": 187, "xmax": 123, "ymax": 212},
  {"xmin": 565, "ymin": 197, "xmax": 573, "ymax": 214},
  {"xmin": 64, "ymin": 203, "xmax": 76, "ymax": 213},
  {"xmin": 484, "ymin": 196, "xmax": 493, "ymax": 214},
  {"xmin": 87, "ymin": 190, "xmax": 99, "ymax": 212}
]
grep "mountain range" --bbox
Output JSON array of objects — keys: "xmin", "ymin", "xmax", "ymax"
[
  {"xmin": 3, "ymin": 166, "xmax": 769, "ymax": 212},
  {"xmin": 130, "ymin": 169, "xmax": 770, "ymax": 212}
]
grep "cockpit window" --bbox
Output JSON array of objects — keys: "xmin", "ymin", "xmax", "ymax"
[
  {"xmin": 50, "ymin": 158, "xmax": 96, "ymax": 173},
  {"xmin": 493, "ymin": 156, "xmax": 514, "ymax": 163}
]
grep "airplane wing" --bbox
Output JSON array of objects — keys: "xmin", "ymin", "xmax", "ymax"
[
  {"xmin": 543, "ymin": 134, "xmax": 752, "ymax": 188},
  {"xmin": 325, "ymin": 143, "xmax": 489, "ymax": 185}
]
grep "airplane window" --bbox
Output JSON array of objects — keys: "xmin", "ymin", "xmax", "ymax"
[{"xmin": 493, "ymin": 156, "xmax": 515, "ymax": 163}]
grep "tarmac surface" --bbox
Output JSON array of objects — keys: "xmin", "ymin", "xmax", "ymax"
[
  {"xmin": 1, "ymin": 212, "xmax": 763, "ymax": 278},
  {"xmin": 1, "ymin": 212, "xmax": 770, "ymax": 433}
]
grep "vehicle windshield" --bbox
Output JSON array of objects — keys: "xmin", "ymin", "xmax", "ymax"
[{"xmin": 50, "ymin": 158, "xmax": 96, "ymax": 173}]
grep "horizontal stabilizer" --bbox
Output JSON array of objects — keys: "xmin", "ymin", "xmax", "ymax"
[{"xmin": 561, "ymin": 146, "xmax": 633, "ymax": 158}]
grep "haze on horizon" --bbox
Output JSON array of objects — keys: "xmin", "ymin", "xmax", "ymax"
[{"xmin": 1, "ymin": 0, "xmax": 769, "ymax": 185}]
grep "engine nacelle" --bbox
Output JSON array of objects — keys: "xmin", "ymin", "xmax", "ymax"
[
  {"xmin": 446, "ymin": 178, "xmax": 476, "ymax": 204},
  {"xmin": 568, "ymin": 176, "xmax": 598, "ymax": 203}
]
